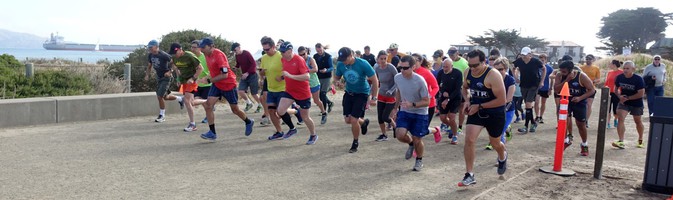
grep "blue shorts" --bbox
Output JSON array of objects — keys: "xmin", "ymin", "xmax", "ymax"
[
  {"xmin": 282, "ymin": 93, "xmax": 312, "ymax": 109},
  {"xmin": 396, "ymin": 111, "xmax": 429, "ymax": 138},
  {"xmin": 310, "ymin": 85, "xmax": 320, "ymax": 93},
  {"xmin": 266, "ymin": 91, "xmax": 285, "ymax": 106},
  {"xmin": 208, "ymin": 86, "xmax": 238, "ymax": 104}
]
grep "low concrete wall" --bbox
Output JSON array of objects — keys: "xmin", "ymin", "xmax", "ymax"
[{"xmin": 0, "ymin": 92, "xmax": 182, "ymax": 128}]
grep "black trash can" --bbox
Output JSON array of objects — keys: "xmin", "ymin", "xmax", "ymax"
[{"xmin": 643, "ymin": 96, "xmax": 673, "ymax": 195}]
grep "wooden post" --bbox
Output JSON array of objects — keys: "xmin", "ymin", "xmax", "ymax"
[
  {"xmin": 124, "ymin": 63, "xmax": 131, "ymax": 93},
  {"xmin": 25, "ymin": 63, "xmax": 34, "ymax": 78},
  {"xmin": 593, "ymin": 87, "xmax": 609, "ymax": 179}
]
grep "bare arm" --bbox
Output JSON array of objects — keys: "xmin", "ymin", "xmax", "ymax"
[
  {"xmin": 309, "ymin": 58, "xmax": 319, "ymax": 73},
  {"xmin": 368, "ymin": 75, "xmax": 379, "ymax": 99},
  {"xmin": 283, "ymin": 71, "xmax": 310, "ymax": 81},
  {"xmin": 576, "ymin": 73, "xmax": 595, "ymax": 101}
]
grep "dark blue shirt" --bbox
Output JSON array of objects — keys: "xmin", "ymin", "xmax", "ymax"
[
  {"xmin": 467, "ymin": 67, "xmax": 504, "ymax": 113},
  {"xmin": 148, "ymin": 50, "xmax": 172, "ymax": 78},
  {"xmin": 314, "ymin": 53, "xmax": 334, "ymax": 79},
  {"xmin": 539, "ymin": 64, "xmax": 553, "ymax": 91},
  {"xmin": 563, "ymin": 73, "xmax": 587, "ymax": 105},
  {"xmin": 504, "ymin": 74, "xmax": 516, "ymax": 112},
  {"xmin": 615, "ymin": 74, "xmax": 645, "ymax": 107}
]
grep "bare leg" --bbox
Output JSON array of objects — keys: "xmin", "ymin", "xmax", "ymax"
[
  {"xmin": 300, "ymin": 108, "xmax": 316, "ymax": 135},
  {"xmin": 617, "ymin": 109, "xmax": 628, "ymax": 140},
  {"xmin": 412, "ymin": 136, "xmax": 424, "ymax": 158},
  {"xmin": 634, "ymin": 115, "xmax": 644, "ymax": 141},
  {"xmin": 184, "ymin": 93, "xmax": 195, "ymax": 123},
  {"xmin": 312, "ymin": 91, "xmax": 326, "ymax": 113},
  {"xmin": 586, "ymin": 98, "xmax": 594, "ymax": 123},
  {"xmin": 464, "ymin": 125, "xmax": 483, "ymax": 173},
  {"xmin": 157, "ymin": 96, "xmax": 166, "ymax": 110}
]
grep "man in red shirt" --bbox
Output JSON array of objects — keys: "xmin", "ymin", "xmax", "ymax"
[
  {"xmin": 276, "ymin": 42, "xmax": 318, "ymax": 145},
  {"xmin": 198, "ymin": 37, "xmax": 254, "ymax": 140}
]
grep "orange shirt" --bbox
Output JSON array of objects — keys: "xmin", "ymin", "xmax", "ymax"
[
  {"xmin": 580, "ymin": 64, "xmax": 601, "ymax": 85},
  {"xmin": 605, "ymin": 69, "xmax": 623, "ymax": 93}
]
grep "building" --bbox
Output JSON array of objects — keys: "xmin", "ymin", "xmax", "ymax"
[
  {"xmin": 545, "ymin": 41, "xmax": 584, "ymax": 63},
  {"xmin": 649, "ymin": 38, "xmax": 673, "ymax": 58}
]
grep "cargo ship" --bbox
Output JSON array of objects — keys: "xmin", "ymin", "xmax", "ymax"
[{"xmin": 43, "ymin": 33, "xmax": 143, "ymax": 52}]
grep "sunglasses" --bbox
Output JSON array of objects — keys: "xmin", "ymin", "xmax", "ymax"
[
  {"xmin": 299, "ymin": 53, "xmax": 306, "ymax": 56},
  {"xmin": 190, "ymin": 46, "xmax": 198, "ymax": 49},
  {"xmin": 263, "ymin": 48, "xmax": 271, "ymax": 52},
  {"xmin": 468, "ymin": 63, "xmax": 480, "ymax": 68},
  {"xmin": 654, "ymin": 58, "xmax": 661, "ymax": 61},
  {"xmin": 496, "ymin": 68, "xmax": 506, "ymax": 71},
  {"xmin": 398, "ymin": 66, "xmax": 411, "ymax": 71}
]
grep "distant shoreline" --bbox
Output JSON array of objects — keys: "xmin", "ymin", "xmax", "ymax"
[{"xmin": 0, "ymin": 48, "xmax": 128, "ymax": 64}]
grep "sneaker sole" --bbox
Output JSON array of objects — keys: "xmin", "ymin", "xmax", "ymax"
[{"xmin": 458, "ymin": 182, "xmax": 476, "ymax": 187}]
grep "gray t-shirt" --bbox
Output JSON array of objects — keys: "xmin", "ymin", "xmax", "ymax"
[
  {"xmin": 394, "ymin": 73, "xmax": 429, "ymax": 115},
  {"xmin": 375, "ymin": 63, "xmax": 398, "ymax": 97},
  {"xmin": 148, "ymin": 50, "xmax": 172, "ymax": 79},
  {"xmin": 643, "ymin": 63, "xmax": 667, "ymax": 87}
]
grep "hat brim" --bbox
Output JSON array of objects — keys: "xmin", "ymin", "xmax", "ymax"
[{"xmin": 337, "ymin": 56, "xmax": 347, "ymax": 62}]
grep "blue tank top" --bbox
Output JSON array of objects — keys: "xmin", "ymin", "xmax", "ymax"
[
  {"xmin": 467, "ymin": 67, "xmax": 505, "ymax": 113},
  {"xmin": 563, "ymin": 73, "xmax": 586, "ymax": 105}
]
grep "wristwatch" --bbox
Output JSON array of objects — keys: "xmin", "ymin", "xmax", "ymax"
[{"xmin": 371, "ymin": 97, "xmax": 377, "ymax": 101}]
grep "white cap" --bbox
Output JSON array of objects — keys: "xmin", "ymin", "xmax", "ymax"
[{"xmin": 521, "ymin": 47, "xmax": 532, "ymax": 55}]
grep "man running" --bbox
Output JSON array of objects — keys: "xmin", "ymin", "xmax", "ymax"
[
  {"xmin": 335, "ymin": 47, "xmax": 379, "ymax": 153},
  {"xmin": 262, "ymin": 36, "xmax": 297, "ymax": 140},
  {"xmin": 198, "ymin": 37, "xmax": 254, "ymax": 140},
  {"xmin": 361, "ymin": 46, "xmax": 376, "ymax": 67},
  {"xmin": 534, "ymin": 54, "xmax": 554, "ymax": 124},
  {"xmin": 144, "ymin": 39, "xmax": 184, "ymax": 123},
  {"xmin": 394, "ymin": 55, "xmax": 430, "ymax": 171},
  {"xmin": 314, "ymin": 43, "xmax": 335, "ymax": 113},
  {"xmin": 448, "ymin": 46, "xmax": 469, "ymax": 135},
  {"xmin": 458, "ymin": 50, "xmax": 508, "ymax": 187},
  {"xmin": 276, "ymin": 42, "xmax": 318, "ymax": 144},
  {"xmin": 437, "ymin": 58, "xmax": 463, "ymax": 145},
  {"xmin": 554, "ymin": 60, "xmax": 595, "ymax": 156},
  {"xmin": 514, "ymin": 47, "xmax": 546, "ymax": 133},
  {"xmin": 580, "ymin": 54, "xmax": 600, "ymax": 128},
  {"xmin": 190, "ymin": 40, "xmax": 214, "ymax": 124},
  {"xmin": 613, "ymin": 61, "xmax": 646, "ymax": 149},
  {"xmin": 168, "ymin": 42, "xmax": 206, "ymax": 132},
  {"xmin": 232, "ymin": 42, "xmax": 263, "ymax": 113}
]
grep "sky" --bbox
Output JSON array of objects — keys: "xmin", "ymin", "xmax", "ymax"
[{"xmin": 2, "ymin": 0, "xmax": 672, "ymax": 56}]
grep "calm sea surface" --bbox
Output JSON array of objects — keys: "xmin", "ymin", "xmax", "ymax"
[{"xmin": 0, "ymin": 48, "xmax": 129, "ymax": 63}]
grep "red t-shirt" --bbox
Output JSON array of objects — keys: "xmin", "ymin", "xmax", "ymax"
[
  {"xmin": 206, "ymin": 49, "xmax": 237, "ymax": 91},
  {"xmin": 282, "ymin": 54, "xmax": 311, "ymax": 100},
  {"xmin": 414, "ymin": 67, "xmax": 439, "ymax": 108},
  {"xmin": 605, "ymin": 69, "xmax": 623, "ymax": 93}
]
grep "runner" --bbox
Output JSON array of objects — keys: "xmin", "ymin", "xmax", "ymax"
[
  {"xmin": 393, "ymin": 55, "xmax": 430, "ymax": 171},
  {"xmin": 580, "ymin": 54, "xmax": 600, "ymax": 128},
  {"xmin": 361, "ymin": 46, "xmax": 376, "ymax": 67},
  {"xmin": 436, "ymin": 58, "xmax": 463, "ymax": 145},
  {"xmin": 386, "ymin": 43, "xmax": 406, "ymax": 67},
  {"xmin": 232, "ymin": 42, "xmax": 263, "ymax": 113},
  {"xmin": 374, "ymin": 50, "xmax": 398, "ymax": 142},
  {"xmin": 411, "ymin": 53, "xmax": 441, "ymax": 143},
  {"xmin": 314, "ymin": 43, "xmax": 335, "ymax": 114},
  {"xmin": 534, "ymin": 54, "xmax": 554, "ymax": 124},
  {"xmin": 486, "ymin": 57, "xmax": 516, "ymax": 150},
  {"xmin": 144, "ymin": 39, "xmax": 184, "ymax": 123},
  {"xmin": 261, "ymin": 36, "xmax": 297, "ymax": 140},
  {"xmin": 448, "ymin": 46, "xmax": 468, "ymax": 135},
  {"xmin": 298, "ymin": 46, "xmax": 328, "ymax": 125},
  {"xmin": 514, "ymin": 47, "xmax": 546, "ymax": 133},
  {"xmin": 198, "ymin": 37, "xmax": 254, "ymax": 140},
  {"xmin": 553, "ymin": 60, "xmax": 595, "ymax": 156},
  {"xmin": 458, "ymin": 50, "xmax": 508, "ymax": 187},
  {"xmin": 334, "ymin": 47, "xmax": 379, "ymax": 153},
  {"xmin": 167, "ymin": 42, "xmax": 206, "ymax": 132},
  {"xmin": 604, "ymin": 60, "xmax": 623, "ymax": 129},
  {"xmin": 190, "ymin": 40, "xmax": 215, "ymax": 124},
  {"xmin": 275, "ymin": 42, "xmax": 318, "ymax": 144},
  {"xmin": 613, "ymin": 61, "xmax": 646, "ymax": 149}
]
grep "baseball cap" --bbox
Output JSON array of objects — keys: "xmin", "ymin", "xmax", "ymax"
[
  {"xmin": 337, "ymin": 47, "xmax": 353, "ymax": 62},
  {"xmin": 147, "ymin": 40, "xmax": 159, "ymax": 48},
  {"xmin": 278, "ymin": 41, "xmax": 293, "ymax": 53},
  {"xmin": 447, "ymin": 47, "xmax": 458, "ymax": 55},
  {"xmin": 168, "ymin": 43, "xmax": 181, "ymax": 55},
  {"xmin": 432, "ymin": 50, "xmax": 444, "ymax": 58},
  {"xmin": 389, "ymin": 43, "xmax": 399, "ymax": 49},
  {"xmin": 561, "ymin": 55, "xmax": 573, "ymax": 62},
  {"xmin": 585, "ymin": 54, "xmax": 595, "ymax": 60},
  {"xmin": 520, "ymin": 47, "xmax": 532, "ymax": 55},
  {"xmin": 199, "ymin": 37, "xmax": 214, "ymax": 48},
  {"xmin": 230, "ymin": 42, "xmax": 240, "ymax": 51},
  {"xmin": 654, "ymin": 55, "xmax": 661, "ymax": 59}
]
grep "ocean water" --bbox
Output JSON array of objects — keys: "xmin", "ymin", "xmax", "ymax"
[{"xmin": 0, "ymin": 48, "xmax": 129, "ymax": 63}]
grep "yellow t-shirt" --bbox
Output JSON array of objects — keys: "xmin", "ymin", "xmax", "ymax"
[
  {"xmin": 580, "ymin": 64, "xmax": 600, "ymax": 84},
  {"xmin": 261, "ymin": 52, "xmax": 285, "ymax": 92}
]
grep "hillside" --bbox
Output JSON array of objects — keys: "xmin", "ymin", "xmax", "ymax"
[{"xmin": 0, "ymin": 29, "xmax": 45, "ymax": 49}]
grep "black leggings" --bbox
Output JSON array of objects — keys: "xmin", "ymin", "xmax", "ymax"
[
  {"xmin": 513, "ymin": 96, "xmax": 524, "ymax": 118},
  {"xmin": 428, "ymin": 106, "xmax": 436, "ymax": 125},
  {"xmin": 377, "ymin": 102, "xmax": 396, "ymax": 124},
  {"xmin": 609, "ymin": 92, "xmax": 619, "ymax": 115}
]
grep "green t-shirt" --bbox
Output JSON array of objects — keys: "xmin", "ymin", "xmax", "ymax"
[
  {"xmin": 195, "ymin": 52, "xmax": 211, "ymax": 87},
  {"xmin": 173, "ymin": 51, "xmax": 200, "ymax": 84},
  {"xmin": 306, "ymin": 57, "xmax": 320, "ymax": 88},
  {"xmin": 261, "ymin": 52, "xmax": 285, "ymax": 92},
  {"xmin": 453, "ymin": 57, "xmax": 468, "ymax": 74}
]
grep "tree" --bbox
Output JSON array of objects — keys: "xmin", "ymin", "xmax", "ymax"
[
  {"xmin": 108, "ymin": 30, "xmax": 235, "ymax": 92},
  {"xmin": 597, "ymin": 7, "xmax": 669, "ymax": 54},
  {"xmin": 468, "ymin": 29, "xmax": 547, "ymax": 56}
]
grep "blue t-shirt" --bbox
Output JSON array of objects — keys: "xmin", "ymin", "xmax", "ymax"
[
  {"xmin": 148, "ymin": 50, "xmax": 172, "ymax": 79},
  {"xmin": 615, "ymin": 74, "xmax": 645, "ymax": 107},
  {"xmin": 504, "ymin": 74, "xmax": 516, "ymax": 112},
  {"xmin": 539, "ymin": 64, "xmax": 554, "ymax": 91},
  {"xmin": 336, "ymin": 58, "xmax": 376, "ymax": 94}
]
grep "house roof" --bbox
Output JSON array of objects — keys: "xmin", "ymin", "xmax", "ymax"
[
  {"xmin": 650, "ymin": 38, "xmax": 673, "ymax": 48},
  {"xmin": 547, "ymin": 41, "xmax": 582, "ymax": 47},
  {"xmin": 453, "ymin": 41, "xmax": 478, "ymax": 46}
]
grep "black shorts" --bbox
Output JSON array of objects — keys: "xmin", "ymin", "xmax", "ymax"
[
  {"xmin": 342, "ymin": 92, "xmax": 369, "ymax": 118},
  {"xmin": 193, "ymin": 86, "xmax": 211, "ymax": 99},
  {"xmin": 567, "ymin": 102, "xmax": 587, "ymax": 122},
  {"xmin": 466, "ymin": 110, "xmax": 506, "ymax": 138},
  {"xmin": 261, "ymin": 79, "xmax": 268, "ymax": 93},
  {"xmin": 537, "ymin": 90, "xmax": 550, "ymax": 98},
  {"xmin": 554, "ymin": 93, "xmax": 561, "ymax": 98},
  {"xmin": 588, "ymin": 92, "xmax": 596, "ymax": 99},
  {"xmin": 282, "ymin": 93, "xmax": 311, "ymax": 109},
  {"xmin": 438, "ymin": 98, "xmax": 461, "ymax": 114}
]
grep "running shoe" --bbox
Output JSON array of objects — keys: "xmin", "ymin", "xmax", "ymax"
[
  {"xmin": 320, "ymin": 113, "xmax": 327, "ymax": 125},
  {"xmin": 611, "ymin": 141, "xmax": 625, "ymax": 149},
  {"xmin": 283, "ymin": 128, "xmax": 298, "ymax": 139},
  {"xmin": 564, "ymin": 140, "xmax": 572, "ymax": 151},
  {"xmin": 607, "ymin": 124, "xmax": 612, "ymax": 129},
  {"xmin": 184, "ymin": 123, "xmax": 197, "ymax": 132},
  {"xmin": 517, "ymin": 126, "xmax": 528, "ymax": 134},
  {"xmin": 296, "ymin": 121, "xmax": 304, "ymax": 126},
  {"xmin": 200, "ymin": 130, "xmax": 217, "ymax": 140},
  {"xmin": 405, "ymin": 144, "xmax": 414, "ymax": 160},
  {"xmin": 245, "ymin": 119, "xmax": 254, "ymax": 136},
  {"xmin": 538, "ymin": 117, "xmax": 544, "ymax": 124},
  {"xmin": 440, "ymin": 123, "xmax": 449, "ymax": 133},
  {"xmin": 497, "ymin": 153, "xmax": 508, "ymax": 175},
  {"xmin": 505, "ymin": 126, "xmax": 513, "ymax": 141},
  {"xmin": 637, "ymin": 140, "xmax": 645, "ymax": 148},
  {"xmin": 458, "ymin": 173, "xmax": 476, "ymax": 187},
  {"xmin": 580, "ymin": 145, "xmax": 589, "ymax": 156},
  {"xmin": 349, "ymin": 141, "xmax": 358, "ymax": 153},
  {"xmin": 375, "ymin": 134, "xmax": 388, "ymax": 142},
  {"xmin": 178, "ymin": 98, "xmax": 184, "ymax": 109},
  {"xmin": 529, "ymin": 123, "xmax": 537, "ymax": 133},
  {"xmin": 255, "ymin": 105, "xmax": 262, "ymax": 113},
  {"xmin": 457, "ymin": 128, "xmax": 463, "ymax": 136},
  {"xmin": 450, "ymin": 135, "xmax": 458, "ymax": 145},
  {"xmin": 485, "ymin": 144, "xmax": 493, "ymax": 150},
  {"xmin": 433, "ymin": 126, "xmax": 442, "ymax": 143},
  {"xmin": 268, "ymin": 132, "xmax": 284, "ymax": 140},
  {"xmin": 260, "ymin": 117, "xmax": 270, "ymax": 126},
  {"xmin": 413, "ymin": 159, "xmax": 423, "ymax": 171},
  {"xmin": 327, "ymin": 102, "xmax": 334, "ymax": 113},
  {"xmin": 244, "ymin": 103, "xmax": 253, "ymax": 112},
  {"xmin": 361, "ymin": 118, "xmax": 370, "ymax": 135},
  {"xmin": 201, "ymin": 117, "xmax": 208, "ymax": 124},
  {"xmin": 514, "ymin": 117, "xmax": 520, "ymax": 123},
  {"xmin": 306, "ymin": 135, "xmax": 318, "ymax": 145},
  {"xmin": 155, "ymin": 115, "xmax": 165, "ymax": 123},
  {"xmin": 613, "ymin": 119, "xmax": 618, "ymax": 128}
]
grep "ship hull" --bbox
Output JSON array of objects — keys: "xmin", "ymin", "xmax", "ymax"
[
  {"xmin": 43, "ymin": 43, "xmax": 96, "ymax": 51},
  {"xmin": 98, "ymin": 45, "xmax": 144, "ymax": 52}
]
